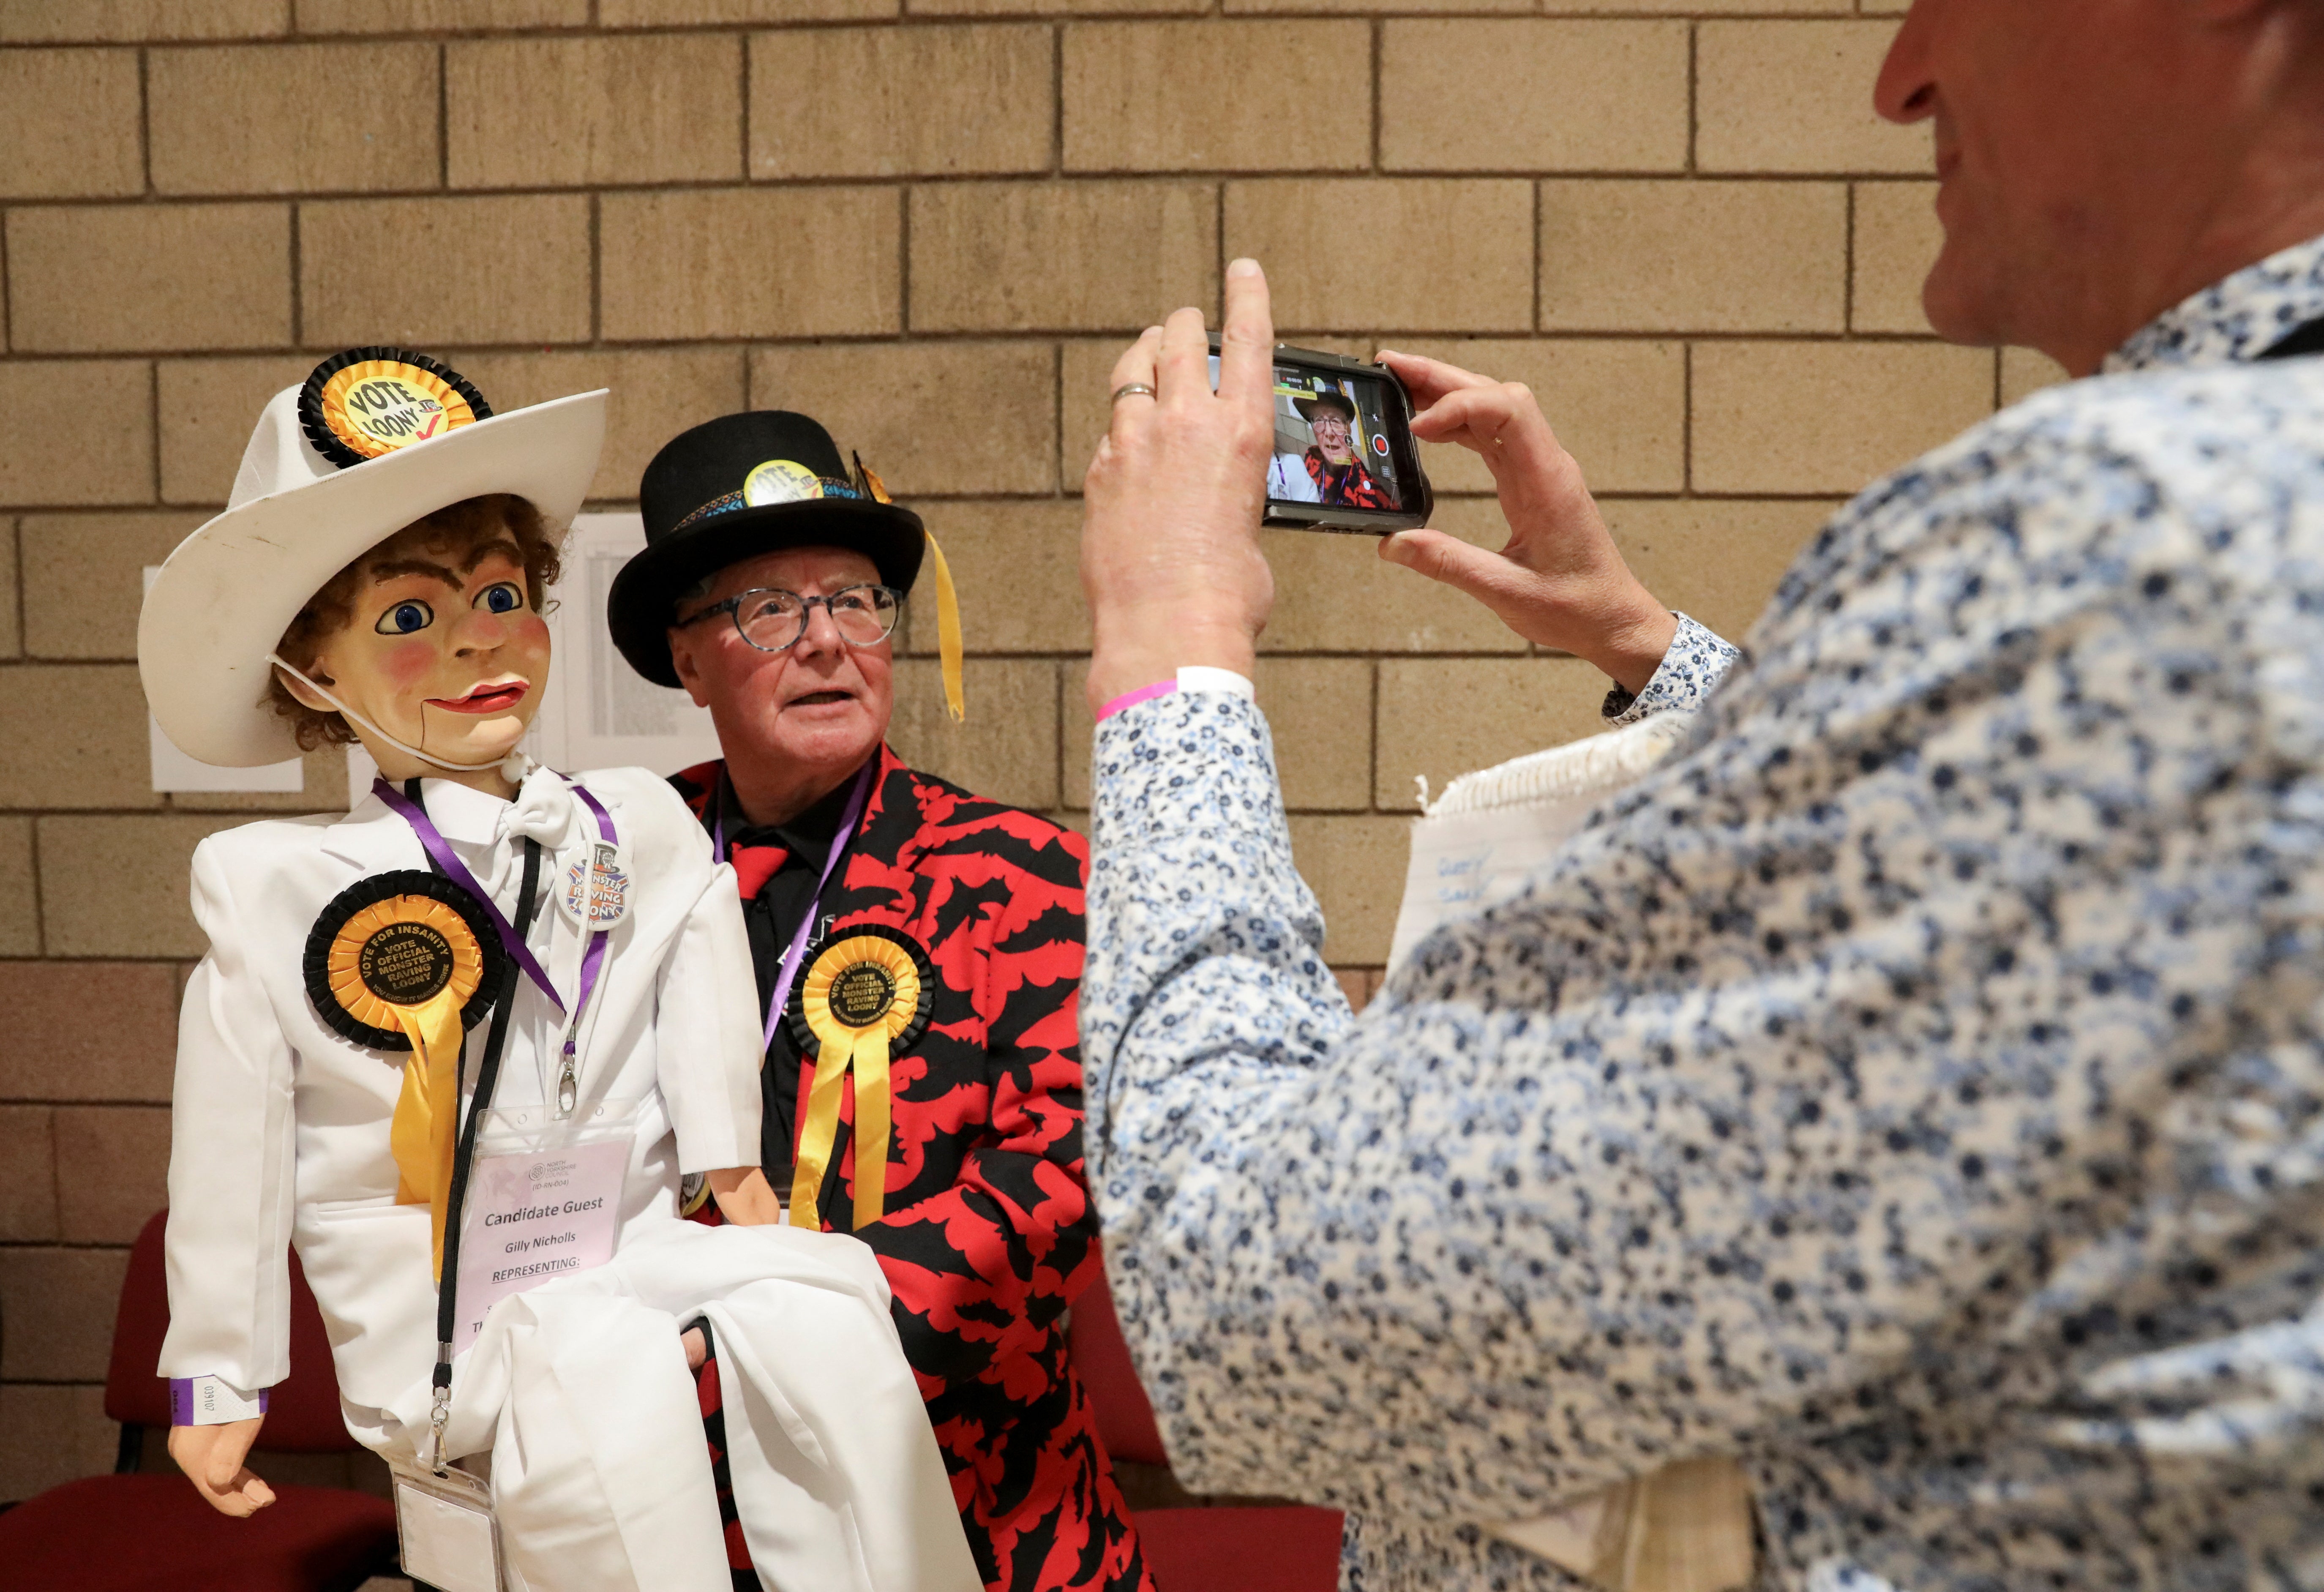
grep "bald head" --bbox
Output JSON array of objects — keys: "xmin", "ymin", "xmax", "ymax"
[{"xmin": 1875, "ymin": 0, "xmax": 2324, "ymax": 374}]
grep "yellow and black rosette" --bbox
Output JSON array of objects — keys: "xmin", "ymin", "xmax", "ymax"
[
  {"xmin": 785, "ymin": 924, "xmax": 933, "ymax": 1232},
  {"xmin": 303, "ymin": 871, "xmax": 505, "ymax": 1277},
  {"xmin": 298, "ymin": 347, "xmax": 492, "ymax": 470}
]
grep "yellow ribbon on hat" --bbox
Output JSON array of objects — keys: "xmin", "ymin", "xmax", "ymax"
[
  {"xmin": 789, "ymin": 934, "xmax": 924, "ymax": 1231},
  {"xmin": 322, "ymin": 898, "xmax": 486, "ymax": 1280},
  {"xmin": 922, "ymin": 530, "xmax": 965, "ymax": 723},
  {"xmin": 858, "ymin": 454, "xmax": 964, "ymax": 722}
]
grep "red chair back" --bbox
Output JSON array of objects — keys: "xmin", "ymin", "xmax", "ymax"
[
  {"xmin": 1067, "ymin": 1262, "xmax": 1169, "ymax": 1467},
  {"xmin": 105, "ymin": 1210, "xmax": 362, "ymax": 1453}
]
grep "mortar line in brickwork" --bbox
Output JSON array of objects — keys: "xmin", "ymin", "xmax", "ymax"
[
  {"xmin": 288, "ymin": 203, "xmax": 303, "ymax": 346},
  {"xmin": 436, "ymin": 42, "xmax": 450, "ymax": 191},
  {"xmin": 738, "ymin": 29, "xmax": 753, "ymax": 183},
  {"xmin": 1367, "ymin": 658, "xmax": 1382, "ymax": 815},
  {"xmin": 898, "ymin": 186, "xmax": 913, "ymax": 334},
  {"xmin": 1532, "ymin": 180, "xmax": 1543, "ymax": 333},
  {"xmin": 25, "ymin": 815, "xmax": 44, "ymax": 959},
  {"xmin": 1369, "ymin": 19, "xmax": 1383, "ymax": 173},
  {"xmin": 1050, "ymin": 25, "xmax": 1064, "ymax": 176},
  {"xmin": 0, "ymin": 201, "xmax": 12, "ymax": 354},
  {"xmin": 0, "ymin": 1096, "xmax": 184, "ymax": 1109},
  {"xmin": 146, "ymin": 361, "xmax": 160, "ymax": 506},
  {"xmin": 1686, "ymin": 21, "xmax": 1699, "ymax": 175},
  {"xmin": 135, "ymin": 46, "xmax": 152, "ymax": 197},
  {"xmin": 45, "ymin": 327, "xmax": 1978, "ymax": 354},
  {"xmin": 1682, "ymin": 339, "xmax": 1695, "ymax": 495},
  {"xmin": 1844, "ymin": 181, "xmax": 1858, "ymax": 333},
  {"xmin": 1214, "ymin": 183, "xmax": 1226, "ymax": 316},
  {"xmin": 1051, "ymin": 668, "xmax": 1068, "ymax": 815},
  {"xmin": 8, "ymin": 517, "xmax": 24, "ymax": 661},
  {"xmin": 589, "ymin": 194, "xmax": 603, "ymax": 344},
  {"xmin": 1052, "ymin": 341, "xmax": 1067, "ymax": 496},
  {"xmin": 0, "ymin": 172, "xmax": 1939, "ymax": 209}
]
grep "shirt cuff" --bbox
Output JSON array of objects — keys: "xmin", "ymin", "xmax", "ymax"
[
  {"xmin": 170, "ymin": 1376, "xmax": 270, "ymax": 1426},
  {"xmin": 1096, "ymin": 665, "xmax": 1256, "ymax": 722},
  {"xmin": 1601, "ymin": 612, "xmax": 1740, "ymax": 726}
]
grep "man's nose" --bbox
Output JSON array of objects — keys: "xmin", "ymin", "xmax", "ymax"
[{"xmin": 794, "ymin": 599, "xmax": 848, "ymax": 657}]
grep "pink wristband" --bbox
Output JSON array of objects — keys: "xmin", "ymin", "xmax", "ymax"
[{"xmin": 1096, "ymin": 678, "xmax": 1178, "ymax": 721}]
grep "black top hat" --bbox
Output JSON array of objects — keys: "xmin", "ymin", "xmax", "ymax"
[
  {"xmin": 1292, "ymin": 385, "xmax": 1358, "ymax": 425},
  {"xmin": 608, "ymin": 411, "xmax": 926, "ymax": 688}
]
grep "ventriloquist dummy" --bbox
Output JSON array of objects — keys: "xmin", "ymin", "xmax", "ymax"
[
  {"xmin": 138, "ymin": 350, "xmax": 978, "ymax": 1592},
  {"xmin": 605, "ymin": 412, "xmax": 1150, "ymax": 1592}
]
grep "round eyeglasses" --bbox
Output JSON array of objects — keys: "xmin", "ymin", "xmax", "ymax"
[{"xmin": 678, "ymin": 584, "xmax": 903, "ymax": 653}]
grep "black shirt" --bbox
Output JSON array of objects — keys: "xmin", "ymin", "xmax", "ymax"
[{"xmin": 719, "ymin": 767, "xmax": 867, "ymax": 1185}]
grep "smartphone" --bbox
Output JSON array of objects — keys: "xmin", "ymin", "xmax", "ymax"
[{"xmin": 1207, "ymin": 338, "xmax": 1434, "ymax": 534}]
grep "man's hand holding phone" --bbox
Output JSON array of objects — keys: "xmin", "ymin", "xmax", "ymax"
[
  {"xmin": 1079, "ymin": 268, "xmax": 1677, "ymax": 711},
  {"xmin": 1081, "ymin": 258, "xmax": 1279, "ymax": 715},
  {"xmin": 1373, "ymin": 351, "xmax": 1675, "ymax": 695}
]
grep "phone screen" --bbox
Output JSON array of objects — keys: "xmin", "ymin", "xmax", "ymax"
[{"xmin": 1207, "ymin": 352, "xmax": 1425, "ymax": 523}]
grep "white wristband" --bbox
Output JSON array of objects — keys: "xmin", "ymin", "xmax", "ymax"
[{"xmin": 170, "ymin": 1375, "xmax": 269, "ymax": 1425}]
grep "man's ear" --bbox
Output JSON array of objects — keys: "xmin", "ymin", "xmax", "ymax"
[{"xmin": 666, "ymin": 627, "xmax": 715, "ymax": 709}]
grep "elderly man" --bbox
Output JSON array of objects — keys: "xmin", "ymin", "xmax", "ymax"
[
  {"xmin": 1074, "ymin": 3, "xmax": 2324, "ymax": 1591},
  {"xmin": 1293, "ymin": 388, "xmax": 1394, "ymax": 509},
  {"xmin": 607, "ymin": 411, "xmax": 1149, "ymax": 1592}
]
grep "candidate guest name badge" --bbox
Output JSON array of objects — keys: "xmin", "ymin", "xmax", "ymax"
[
  {"xmin": 300, "ymin": 347, "xmax": 492, "ymax": 468},
  {"xmin": 451, "ymin": 1101, "xmax": 635, "ymax": 1354},
  {"xmin": 557, "ymin": 841, "xmax": 630, "ymax": 931}
]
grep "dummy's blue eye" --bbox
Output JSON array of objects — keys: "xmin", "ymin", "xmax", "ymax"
[
  {"xmin": 375, "ymin": 599, "xmax": 434, "ymax": 636},
  {"xmin": 476, "ymin": 582, "xmax": 524, "ymax": 615}
]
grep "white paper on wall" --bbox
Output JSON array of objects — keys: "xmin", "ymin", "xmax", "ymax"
[{"xmin": 536, "ymin": 513, "xmax": 723, "ymax": 777}]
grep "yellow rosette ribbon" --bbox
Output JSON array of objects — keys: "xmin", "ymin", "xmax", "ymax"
[
  {"xmin": 856, "ymin": 454, "xmax": 963, "ymax": 722},
  {"xmin": 790, "ymin": 931, "xmax": 929, "ymax": 1231},
  {"xmin": 320, "ymin": 896, "xmax": 488, "ymax": 1279}
]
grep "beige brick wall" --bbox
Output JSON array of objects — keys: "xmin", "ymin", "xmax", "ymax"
[{"xmin": 0, "ymin": 0, "xmax": 2041, "ymax": 1504}]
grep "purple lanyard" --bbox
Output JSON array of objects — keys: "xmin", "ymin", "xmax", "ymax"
[
  {"xmin": 372, "ymin": 776, "xmax": 621, "ymax": 1042},
  {"xmin": 716, "ymin": 761, "xmax": 875, "ymax": 1054}
]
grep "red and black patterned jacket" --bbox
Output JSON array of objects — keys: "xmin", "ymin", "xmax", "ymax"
[
  {"xmin": 673, "ymin": 747, "xmax": 1150, "ymax": 1592},
  {"xmin": 1304, "ymin": 446, "xmax": 1396, "ymax": 509}
]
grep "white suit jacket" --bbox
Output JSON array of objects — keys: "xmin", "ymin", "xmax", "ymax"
[{"xmin": 158, "ymin": 764, "xmax": 763, "ymax": 1428}]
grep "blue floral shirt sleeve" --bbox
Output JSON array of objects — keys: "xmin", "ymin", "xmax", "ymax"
[
  {"xmin": 1080, "ymin": 233, "xmax": 2324, "ymax": 1592},
  {"xmin": 1600, "ymin": 611, "xmax": 1740, "ymax": 726}
]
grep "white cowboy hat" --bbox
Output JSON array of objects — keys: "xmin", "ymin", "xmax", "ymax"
[{"xmin": 139, "ymin": 349, "xmax": 606, "ymax": 767}]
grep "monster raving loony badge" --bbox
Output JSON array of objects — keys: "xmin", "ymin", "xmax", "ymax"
[
  {"xmin": 303, "ymin": 870, "xmax": 505, "ymax": 1051},
  {"xmin": 299, "ymin": 347, "xmax": 492, "ymax": 470},
  {"xmin": 557, "ymin": 841, "xmax": 630, "ymax": 932}
]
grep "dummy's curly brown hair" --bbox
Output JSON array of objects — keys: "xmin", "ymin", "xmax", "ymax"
[{"xmin": 268, "ymin": 493, "xmax": 562, "ymax": 751}]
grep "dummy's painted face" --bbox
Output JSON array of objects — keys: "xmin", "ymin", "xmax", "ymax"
[
  {"xmin": 666, "ymin": 545, "xmax": 895, "ymax": 786},
  {"xmin": 1310, "ymin": 412, "xmax": 1355, "ymax": 465},
  {"xmin": 289, "ymin": 531, "xmax": 551, "ymax": 776}
]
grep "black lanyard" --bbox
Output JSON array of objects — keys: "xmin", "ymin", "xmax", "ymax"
[
  {"xmin": 406, "ymin": 779, "xmax": 543, "ymax": 1472},
  {"xmin": 2256, "ymin": 317, "xmax": 2324, "ymax": 362}
]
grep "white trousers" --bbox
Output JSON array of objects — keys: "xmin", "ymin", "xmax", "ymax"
[{"xmin": 395, "ymin": 1219, "xmax": 978, "ymax": 1592}]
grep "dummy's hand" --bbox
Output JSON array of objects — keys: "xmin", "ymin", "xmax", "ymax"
[
  {"xmin": 682, "ymin": 1326, "xmax": 709, "ymax": 1372},
  {"xmin": 1373, "ymin": 350, "xmax": 1676, "ymax": 694},
  {"xmin": 1081, "ymin": 258, "xmax": 1278, "ymax": 714},
  {"xmin": 707, "ymin": 1166, "xmax": 783, "ymax": 1227},
  {"xmin": 167, "ymin": 1417, "xmax": 275, "ymax": 1517}
]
